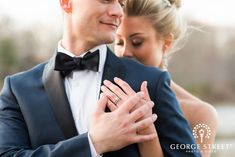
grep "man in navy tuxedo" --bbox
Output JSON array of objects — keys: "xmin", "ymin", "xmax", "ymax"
[{"xmin": 0, "ymin": 0, "xmax": 201, "ymax": 156}]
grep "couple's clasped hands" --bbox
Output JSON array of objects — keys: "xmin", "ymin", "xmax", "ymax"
[{"xmin": 89, "ymin": 77, "xmax": 158, "ymax": 154}]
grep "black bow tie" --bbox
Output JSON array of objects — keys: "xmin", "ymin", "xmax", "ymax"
[{"xmin": 54, "ymin": 50, "xmax": 100, "ymax": 77}]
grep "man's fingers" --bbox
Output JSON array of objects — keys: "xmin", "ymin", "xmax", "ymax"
[
  {"xmin": 101, "ymin": 85, "xmax": 123, "ymax": 106},
  {"xmin": 96, "ymin": 93, "xmax": 108, "ymax": 114},
  {"xmin": 133, "ymin": 114, "xmax": 158, "ymax": 132},
  {"xmin": 129, "ymin": 101, "xmax": 154, "ymax": 122},
  {"xmin": 114, "ymin": 77, "xmax": 135, "ymax": 96},
  {"xmin": 141, "ymin": 81, "xmax": 151, "ymax": 101},
  {"xmin": 118, "ymin": 92, "xmax": 144, "ymax": 113}
]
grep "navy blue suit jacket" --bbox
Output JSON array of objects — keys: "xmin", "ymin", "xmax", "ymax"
[{"xmin": 0, "ymin": 48, "xmax": 201, "ymax": 157}]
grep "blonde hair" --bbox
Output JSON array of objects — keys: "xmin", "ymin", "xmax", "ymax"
[{"xmin": 123, "ymin": 0, "xmax": 186, "ymax": 53}]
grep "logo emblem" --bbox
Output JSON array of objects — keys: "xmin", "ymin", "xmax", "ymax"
[{"xmin": 193, "ymin": 123, "xmax": 211, "ymax": 143}]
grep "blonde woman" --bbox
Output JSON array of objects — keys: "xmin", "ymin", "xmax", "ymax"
[{"xmin": 102, "ymin": 0, "xmax": 218, "ymax": 156}]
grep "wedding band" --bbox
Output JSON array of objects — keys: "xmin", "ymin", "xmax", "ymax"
[{"xmin": 114, "ymin": 96, "xmax": 121, "ymax": 105}]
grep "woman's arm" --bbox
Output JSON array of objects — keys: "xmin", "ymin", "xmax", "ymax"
[{"xmin": 137, "ymin": 124, "xmax": 164, "ymax": 157}]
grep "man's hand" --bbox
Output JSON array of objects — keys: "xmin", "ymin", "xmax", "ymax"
[{"xmin": 89, "ymin": 92, "xmax": 157, "ymax": 154}]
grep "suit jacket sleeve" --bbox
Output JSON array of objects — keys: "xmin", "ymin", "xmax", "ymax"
[
  {"xmin": 154, "ymin": 72, "xmax": 201, "ymax": 157},
  {"xmin": 0, "ymin": 76, "xmax": 92, "ymax": 157}
]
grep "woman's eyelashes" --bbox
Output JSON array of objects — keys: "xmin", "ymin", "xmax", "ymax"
[
  {"xmin": 114, "ymin": 37, "xmax": 144, "ymax": 48},
  {"xmin": 131, "ymin": 38, "xmax": 144, "ymax": 47}
]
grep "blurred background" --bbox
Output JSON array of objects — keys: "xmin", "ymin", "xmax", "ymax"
[{"xmin": 0, "ymin": 0, "xmax": 234, "ymax": 156}]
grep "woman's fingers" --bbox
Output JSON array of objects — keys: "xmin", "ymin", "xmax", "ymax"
[
  {"xmin": 101, "ymin": 85, "xmax": 123, "ymax": 106},
  {"xmin": 114, "ymin": 77, "xmax": 136, "ymax": 96},
  {"xmin": 102, "ymin": 79, "xmax": 153, "ymax": 116},
  {"xmin": 103, "ymin": 80, "xmax": 128, "ymax": 100},
  {"xmin": 141, "ymin": 81, "xmax": 151, "ymax": 101}
]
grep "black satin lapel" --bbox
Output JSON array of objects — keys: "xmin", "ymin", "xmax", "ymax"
[
  {"xmin": 42, "ymin": 55, "xmax": 77, "ymax": 138},
  {"xmin": 101, "ymin": 48, "xmax": 126, "ymax": 112}
]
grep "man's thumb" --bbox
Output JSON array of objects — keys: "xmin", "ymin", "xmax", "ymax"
[{"xmin": 96, "ymin": 93, "xmax": 108, "ymax": 114}]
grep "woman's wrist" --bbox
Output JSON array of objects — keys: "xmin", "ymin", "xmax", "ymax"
[{"xmin": 138, "ymin": 123, "xmax": 156, "ymax": 135}]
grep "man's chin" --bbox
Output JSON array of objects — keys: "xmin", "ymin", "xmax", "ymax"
[{"xmin": 103, "ymin": 34, "xmax": 115, "ymax": 44}]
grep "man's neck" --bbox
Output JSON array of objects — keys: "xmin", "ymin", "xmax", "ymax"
[{"xmin": 61, "ymin": 39, "xmax": 100, "ymax": 56}]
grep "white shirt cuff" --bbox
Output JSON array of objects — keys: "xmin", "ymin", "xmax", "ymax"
[{"xmin": 88, "ymin": 133, "xmax": 103, "ymax": 157}]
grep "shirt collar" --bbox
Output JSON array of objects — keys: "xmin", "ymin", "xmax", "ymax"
[{"xmin": 57, "ymin": 40, "xmax": 107, "ymax": 73}]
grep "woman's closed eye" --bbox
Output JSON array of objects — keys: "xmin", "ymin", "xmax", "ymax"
[{"xmin": 132, "ymin": 38, "xmax": 144, "ymax": 47}]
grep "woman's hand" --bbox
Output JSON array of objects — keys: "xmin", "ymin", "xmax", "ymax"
[{"xmin": 101, "ymin": 77, "xmax": 157, "ymax": 134}]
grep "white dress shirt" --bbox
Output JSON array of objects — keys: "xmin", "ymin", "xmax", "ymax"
[{"xmin": 57, "ymin": 42, "xmax": 107, "ymax": 157}]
